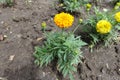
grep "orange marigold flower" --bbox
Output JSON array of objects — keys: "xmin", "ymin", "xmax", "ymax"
[{"xmin": 54, "ymin": 12, "xmax": 74, "ymax": 28}]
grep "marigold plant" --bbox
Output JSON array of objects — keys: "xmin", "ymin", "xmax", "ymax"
[
  {"xmin": 54, "ymin": 12, "xmax": 74, "ymax": 28},
  {"xmin": 96, "ymin": 20, "xmax": 112, "ymax": 34},
  {"xmin": 80, "ymin": 8, "xmax": 120, "ymax": 50},
  {"xmin": 114, "ymin": 12, "xmax": 120, "ymax": 22},
  {"xmin": 34, "ymin": 12, "xmax": 86, "ymax": 80}
]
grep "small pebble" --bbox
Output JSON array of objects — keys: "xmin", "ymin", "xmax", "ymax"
[
  {"xmin": 0, "ymin": 35, "xmax": 4, "ymax": 41},
  {"xmin": 10, "ymin": 31, "xmax": 12, "ymax": 34},
  {"xmin": 43, "ymin": 72, "xmax": 46, "ymax": 77},
  {"xmin": 9, "ymin": 55, "xmax": 15, "ymax": 61},
  {"xmin": 0, "ymin": 77, "xmax": 7, "ymax": 80},
  {"xmin": 1, "ymin": 21, "xmax": 4, "ymax": 24},
  {"xmin": 36, "ymin": 37, "xmax": 43, "ymax": 41},
  {"xmin": 3, "ymin": 35, "xmax": 7, "ymax": 38},
  {"xmin": 17, "ymin": 34, "xmax": 22, "ymax": 38}
]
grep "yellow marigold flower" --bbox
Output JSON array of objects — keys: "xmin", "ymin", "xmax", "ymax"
[
  {"xmin": 96, "ymin": 20, "xmax": 112, "ymax": 34},
  {"xmin": 54, "ymin": 12, "xmax": 74, "ymax": 28},
  {"xmin": 115, "ymin": 12, "xmax": 120, "ymax": 22}
]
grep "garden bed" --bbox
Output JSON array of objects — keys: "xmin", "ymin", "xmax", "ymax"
[{"xmin": 0, "ymin": 0, "xmax": 120, "ymax": 80}]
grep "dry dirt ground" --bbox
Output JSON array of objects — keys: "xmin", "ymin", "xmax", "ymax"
[{"xmin": 0, "ymin": 0, "xmax": 120, "ymax": 80}]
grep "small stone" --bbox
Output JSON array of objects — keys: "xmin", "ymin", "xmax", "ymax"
[
  {"xmin": 17, "ymin": 34, "xmax": 22, "ymax": 38},
  {"xmin": 0, "ymin": 35, "xmax": 4, "ymax": 41},
  {"xmin": 6, "ymin": 27, "xmax": 9, "ymax": 30},
  {"xmin": 36, "ymin": 37, "xmax": 43, "ymax": 41},
  {"xmin": 116, "ymin": 66, "xmax": 120, "ymax": 75},
  {"xmin": 9, "ymin": 55, "xmax": 15, "ymax": 61},
  {"xmin": 0, "ymin": 77, "xmax": 7, "ymax": 80},
  {"xmin": 38, "ymin": 7, "xmax": 42, "ymax": 9},
  {"xmin": 119, "ymin": 69, "xmax": 120, "ymax": 71},
  {"xmin": 10, "ymin": 31, "xmax": 12, "ymax": 34},
  {"xmin": 1, "ymin": 21, "xmax": 4, "ymax": 24},
  {"xmin": 43, "ymin": 72, "xmax": 46, "ymax": 77},
  {"xmin": 106, "ymin": 63, "xmax": 109, "ymax": 69},
  {"xmin": 3, "ymin": 35, "xmax": 7, "ymax": 38}
]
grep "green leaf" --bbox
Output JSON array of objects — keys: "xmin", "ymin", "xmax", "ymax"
[
  {"xmin": 64, "ymin": 53, "xmax": 67, "ymax": 62},
  {"xmin": 115, "ymin": 25, "xmax": 120, "ymax": 30},
  {"xmin": 69, "ymin": 73, "xmax": 74, "ymax": 80},
  {"xmin": 59, "ymin": 65, "xmax": 64, "ymax": 71},
  {"xmin": 0, "ymin": 0, "xmax": 5, "ymax": 3},
  {"xmin": 90, "ymin": 34, "xmax": 99, "ymax": 43},
  {"xmin": 34, "ymin": 46, "xmax": 43, "ymax": 54},
  {"xmin": 70, "ymin": 66, "xmax": 77, "ymax": 72},
  {"xmin": 63, "ymin": 68, "xmax": 69, "ymax": 77}
]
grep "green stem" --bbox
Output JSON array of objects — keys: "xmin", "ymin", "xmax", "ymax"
[
  {"xmin": 62, "ymin": 28, "xmax": 64, "ymax": 35},
  {"xmin": 72, "ymin": 24, "xmax": 80, "ymax": 33},
  {"xmin": 41, "ymin": 28, "xmax": 45, "ymax": 33}
]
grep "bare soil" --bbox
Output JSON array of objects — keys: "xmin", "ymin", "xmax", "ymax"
[{"xmin": 0, "ymin": 0, "xmax": 120, "ymax": 80}]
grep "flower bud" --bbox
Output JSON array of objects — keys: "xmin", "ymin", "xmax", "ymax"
[
  {"xmin": 114, "ymin": 5, "xmax": 119, "ymax": 10},
  {"xmin": 41, "ymin": 21, "xmax": 46, "ymax": 29},
  {"xmin": 117, "ymin": 2, "xmax": 120, "ymax": 6},
  {"xmin": 86, "ymin": 3, "xmax": 92, "ymax": 11},
  {"xmin": 59, "ymin": 3, "xmax": 63, "ymax": 7},
  {"xmin": 79, "ymin": 18, "xmax": 83, "ymax": 23}
]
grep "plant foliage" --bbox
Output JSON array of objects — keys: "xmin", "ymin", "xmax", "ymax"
[
  {"xmin": 59, "ymin": 0, "xmax": 89, "ymax": 12},
  {"xmin": 34, "ymin": 31, "xmax": 86, "ymax": 80},
  {"xmin": 81, "ymin": 7, "xmax": 120, "ymax": 47},
  {"xmin": 0, "ymin": 0, "xmax": 14, "ymax": 7}
]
